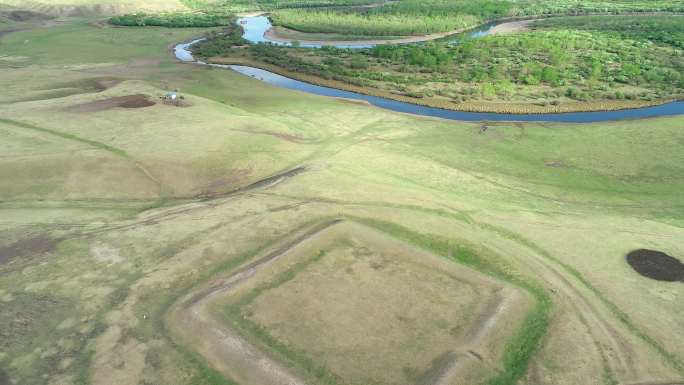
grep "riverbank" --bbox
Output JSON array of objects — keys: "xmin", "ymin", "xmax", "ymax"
[
  {"xmin": 205, "ymin": 56, "xmax": 679, "ymax": 114},
  {"xmin": 487, "ymin": 19, "xmax": 535, "ymax": 35}
]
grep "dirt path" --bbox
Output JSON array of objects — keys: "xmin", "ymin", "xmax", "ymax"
[
  {"xmin": 476, "ymin": 221, "xmax": 654, "ymax": 383},
  {"xmin": 486, "ymin": 19, "xmax": 536, "ymax": 35},
  {"xmin": 168, "ymin": 220, "xmax": 343, "ymax": 385},
  {"xmin": 434, "ymin": 286, "xmax": 526, "ymax": 385},
  {"xmin": 82, "ymin": 166, "xmax": 307, "ymax": 237}
]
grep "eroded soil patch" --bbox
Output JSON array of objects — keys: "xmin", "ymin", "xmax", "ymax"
[
  {"xmin": 69, "ymin": 94, "xmax": 155, "ymax": 112},
  {"xmin": 626, "ymin": 249, "xmax": 684, "ymax": 282},
  {"xmin": 0, "ymin": 234, "xmax": 59, "ymax": 265}
]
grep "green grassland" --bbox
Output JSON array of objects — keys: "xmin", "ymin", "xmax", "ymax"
[
  {"xmin": 213, "ymin": 221, "xmax": 537, "ymax": 385},
  {"xmin": 182, "ymin": 0, "xmax": 378, "ymax": 12},
  {"xmin": 270, "ymin": 0, "xmax": 684, "ymax": 37},
  {"xmin": 0, "ymin": 0, "xmax": 188, "ymax": 15},
  {"xmin": 0, "ymin": 12, "xmax": 683, "ymax": 385}
]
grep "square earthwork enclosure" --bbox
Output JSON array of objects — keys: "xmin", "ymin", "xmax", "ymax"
[{"xmin": 219, "ymin": 221, "xmax": 522, "ymax": 385}]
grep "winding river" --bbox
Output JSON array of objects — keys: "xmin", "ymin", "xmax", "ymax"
[
  {"xmin": 238, "ymin": 15, "xmax": 500, "ymax": 48},
  {"xmin": 174, "ymin": 17, "xmax": 684, "ymax": 123}
]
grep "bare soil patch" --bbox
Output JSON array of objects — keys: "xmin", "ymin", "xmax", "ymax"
[
  {"xmin": 626, "ymin": 249, "xmax": 684, "ymax": 282},
  {"xmin": 0, "ymin": 234, "xmax": 59, "ymax": 265},
  {"xmin": 487, "ymin": 19, "xmax": 537, "ymax": 35},
  {"xmin": 69, "ymin": 94, "xmax": 155, "ymax": 113}
]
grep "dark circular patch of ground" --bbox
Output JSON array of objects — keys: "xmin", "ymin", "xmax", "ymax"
[{"xmin": 626, "ymin": 249, "xmax": 684, "ymax": 282}]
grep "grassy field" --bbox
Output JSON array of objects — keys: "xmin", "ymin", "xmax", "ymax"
[
  {"xmin": 270, "ymin": 0, "xmax": 684, "ymax": 37},
  {"xmin": 0, "ymin": 12, "xmax": 683, "ymax": 385},
  {"xmin": 182, "ymin": 0, "xmax": 379, "ymax": 12},
  {"xmin": 0, "ymin": 0, "xmax": 188, "ymax": 15},
  {"xmin": 212, "ymin": 221, "xmax": 532, "ymax": 385}
]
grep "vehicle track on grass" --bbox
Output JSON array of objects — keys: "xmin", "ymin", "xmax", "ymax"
[
  {"xmin": 82, "ymin": 166, "xmax": 307, "ymax": 236},
  {"xmin": 152, "ymin": 185, "xmax": 681, "ymax": 383},
  {"xmin": 168, "ymin": 219, "xmax": 343, "ymax": 385},
  {"xmin": 168, "ymin": 219, "xmax": 526, "ymax": 385},
  {"xmin": 431, "ymin": 287, "xmax": 524, "ymax": 385},
  {"xmin": 476, "ymin": 221, "xmax": 684, "ymax": 383},
  {"xmin": 245, "ymin": 194, "xmax": 663, "ymax": 381},
  {"xmin": 0, "ymin": 117, "xmax": 166, "ymax": 198}
]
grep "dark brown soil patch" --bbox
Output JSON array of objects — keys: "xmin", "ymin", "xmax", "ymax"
[
  {"xmin": 119, "ymin": 96, "xmax": 155, "ymax": 108},
  {"xmin": 69, "ymin": 94, "xmax": 155, "ymax": 112},
  {"xmin": 626, "ymin": 249, "xmax": 684, "ymax": 282},
  {"xmin": 0, "ymin": 235, "xmax": 59, "ymax": 266}
]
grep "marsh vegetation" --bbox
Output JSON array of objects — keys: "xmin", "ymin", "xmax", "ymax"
[
  {"xmin": 195, "ymin": 15, "xmax": 683, "ymax": 112},
  {"xmin": 270, "ymin": 0, "xmax": 684, "ymax": 37}
]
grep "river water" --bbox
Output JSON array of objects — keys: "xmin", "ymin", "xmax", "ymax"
[
  {"xmin": 173, "ymin": 19, "xmax": 684, "ymax": 123},
  {"xmin": 237, "ymin": 15, "xmax": 499, "ymax": 48}
]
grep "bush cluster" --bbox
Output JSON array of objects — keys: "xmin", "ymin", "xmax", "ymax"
[{"xmin": 109, "ymin": 11, "xmax": 233, "ymax": 28}]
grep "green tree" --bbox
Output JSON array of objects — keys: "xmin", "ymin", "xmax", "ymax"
[{"xmin": 541, "ymin": 66, "xmax": 559, "ymax": 85}]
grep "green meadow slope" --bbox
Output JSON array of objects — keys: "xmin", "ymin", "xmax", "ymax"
[{"xmin": 0, "ymin": 0, "xmax": 187, "ymax": 15}]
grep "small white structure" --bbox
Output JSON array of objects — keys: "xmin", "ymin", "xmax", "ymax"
[{"xmin": 161, "ymin": 90, "xmax": 185, "ymax": 107}]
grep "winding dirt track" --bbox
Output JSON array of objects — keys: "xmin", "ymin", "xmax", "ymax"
[
  {"xmin": 83, "ymin": 166, "xmax": 307, "ymax": 236},
  {"xmin": 168, "ymin": 220, "xmax": 341, "ymax": 385},
  {"xmin": 476, "ymin": 222, "xmax": 648, "ymax": 382},
  {"xmin": 166, "ymin": 219, "xmax": 529, "ymax": 385}
]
